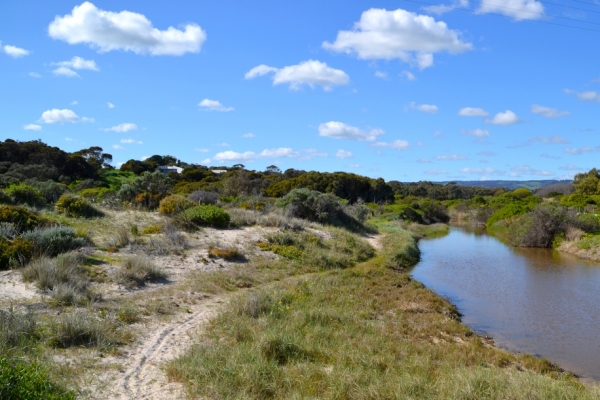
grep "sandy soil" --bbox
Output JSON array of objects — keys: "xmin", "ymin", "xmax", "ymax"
[
  {"xmin": 558, "ymin": 241, "xmax": 600, "ymax": 262},
  {"xmin": 0, "ymin": 270, "xmax": 39, "ymax": 304}
]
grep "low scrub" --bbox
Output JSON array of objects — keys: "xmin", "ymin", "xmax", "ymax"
[
  {"xmin": 49, "ymin": 310, "xmax": 123, "ymax": 348},
  {"xmin": 0, "ymin": 205, "xmax": 47, "ymax": 231},
  {"xmin": 176, "ymin": 204, "xmax": 230, "ymax": 229},
  {"xmin": 115, "ymin": 255, "xmax": 167, "ymax": 287},
  {"xmin": 188, "ymin": 190, "xmax": 219, "ymax": 205},
  {"xmin": 55, "ymin": 194, "xmax": 103, "ymax": 218},
  {"xmin": 0, "ymin": 237, "xmax": 34, "ymax": 269},
  {"xmin": 141, "ymin": 225, "xmax": 161, "ymax": 235},
  {"xmin": 0, "ymin": 307, "xmax": 37, "ymax": 350},
  {"xmin": 227, "ymin": 208, "xmax": 306, "ymax": 230},
  {"xmin": 0, "ymin": 358, "xmax": 75, "ymax": 399},
  {"xmin": 158, "ymin": 194, "xmax": 194, "ymax": 215},
  {"xmin": 208, "ymin": 246, "xmax": 244, "ymax": 261},
  {"xmin": 380, "ymin": 226, "xmax": 421, "ymax": 270},
  {"xmin": 21, "ymin": 226, "xmax": 87, "ymax": 257},
  {"xmin": 4, "ymin": 183, "xmax": 45, "ymax": 207}
]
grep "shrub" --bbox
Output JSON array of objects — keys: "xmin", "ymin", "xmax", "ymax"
[
  {"xmin": 276, "ymin": 189, "xmax": 344, "ymax": 224},
  {"xmin": 117, "ymin": 171, "xmax": 173, "ymax": 209},
  {"xmin": 21, "ymin": 226, "xmax": 87, "ymax": 257},
  {"xmin": 78, "ymin": 187, "xmax": 113, "ymax": 201},
  {"xmin": 55, "ymin": 194, "xmax": 103, "ymax": 218},
  {"xmin": 0, "ymin": 237, "xmax": 34, "ymax": 269},
  {"xmin": 141, "ymin": 225, "xmax": 161, "ymax": 235},
  {"xmin": 0, "ymin": 191, "xmax": 11, "ymax": 205},
  {"xmin": 188, "ymin": 190, "xmax": 219, "ymax": 205},
  {"xmin": 25, "ymin": 180, "xmax": 68, "ymax": 203},
  {"xmin": 208, "ymin": 246, "xmax": 244, "ymax": 261},
  {"xmin": 158, "ymin": 194, "xmax": 194, "ymax": 215},
  {"xmin": 115, "ymin": 255, "xmax": 167, "ymax": 287},
  {"xmin": 0, "ymin": 358, "xmax": 75, "ymax": 399},
  {"xmin": 0, "ymin": 307, "xmax": 37, "ymax": 349},
  {"xmin": 486, "ymin": 203, "xmax": 536, "ymax": 228},
  {"xmin": 5, "ymin": 183, "xmax": 45, "ymax": 206},
  {"xmin": 513, "ymin": 188, "xmax": 532, "ymax": 199},
  {"xmin": 177, "ymin": 205, "xmax": 230, "ymax": 229},
  {"xmin": 49, "ymin": 310, "xmax": 121, "ymax": 348},
  {"xmin": 0, "ymin": 222, "xmax": 19, "ymax": 239},
  {"xmin": 0, "ymin": 205, "xmax": 46, "ymax": 231}
]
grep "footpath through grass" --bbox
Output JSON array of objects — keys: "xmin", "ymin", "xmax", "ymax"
[{"xmin": 166, "ymin": 221, "xmax": 599, "ymax": 399}]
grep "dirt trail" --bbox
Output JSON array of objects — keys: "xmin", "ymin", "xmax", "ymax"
[{"xmin": 88, "ymin": 296, "xmax": 225, "ymax": 400}]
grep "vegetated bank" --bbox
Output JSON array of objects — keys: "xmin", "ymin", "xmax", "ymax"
[{"xmin": 0, "ymin": 138, "xmax": 598, "ymax": 398}]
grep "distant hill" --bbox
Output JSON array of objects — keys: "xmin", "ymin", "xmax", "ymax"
[{"xmin": 436, "ymin": 180, "xmax": 572, "ymax": 191}]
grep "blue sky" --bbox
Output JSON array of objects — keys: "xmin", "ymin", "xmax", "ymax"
[{"xmin": 1, "ymin": 0, "xmax": 599, "ymax": 181}]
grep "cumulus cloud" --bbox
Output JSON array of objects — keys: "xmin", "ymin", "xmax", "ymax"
[
  {"xmin": 2, "ymin": 43, "xmax": 30, "ymax": 58},
  {"xmin": 199, "ymin": 99, "xmax": 234, "ymax": 112},
  {"xmin": 564, "ymin": 147, "xmax": 592, "ymax": 155},
  {"xmin": 486, "ymin": 110, "xmax": 520, "ymax": 125},
  {"xmin": 24, "ymin": 124, "xmax": 42, "ymax": 131},
  {"xmin": 120, "ymin": 138, "xmax": 142, "ymax": 144},
  {"xmin": 436, "ymin": 154, "xmax": 467, "ymax": 160},
  {"xmin": 53, "ymin": 67, "xmax": 80, "ymax": 77},
  {"xmin": 375, "ymin": 71, "xmax": 388, "ymax": 79},
  {"xmin": 335, "ymin": 149, "xmax": 353, "ymax": 159},
  {"xmin": 401, "ymin": 71, "xmax": 416, "ymax": 81},
  {"xmin": 511, "ymin": 165, "xmax": 555, "ymax": 176},
  {"xmin": 530, "ymin": 104, "xmax": 570, "ymax": 118},
  {"xmin": 112, "ymin": 144, "xmax": 124, "ymax": 150},
  {"xmin": 195, "ymin": 148, "xmax": 209, "ymax": 153},
  {"xmin": 52, "ymin": 56, "xmax": 99, "ymax": 71},
  {"xmin": 410, "ymin": 102, "xmax": 438, "ymax": 113},
  {"xmin": 48, "ymin": 2, "xmax": 206, "ymax": 56},
  {"xmin": 40, "ymin": 109, "xmax": 79, "ymax": 124},
  {"xmin": 242, "ymin": 133, "xmax": 255, "ymax": 138},
  {"xmin": 322, "ymin": 8, "xmax": 472, "ymax": 69},
  {"xmin": 425, "ymin": 169, "xmax": 448, "ymax": 175},
  {"xmin": 102, "ymin": 123, "xmax": 138, "ymax": 132},
  {"xmin": 577, "ymin": 91, "xmax": 600, "ymax": 102},
  {"xmin": 476, "ymin": 0, "xmax": 544, "ymax": 20},
  {"xmin": 458, "ymin": 107, "xmax": 488, "ymax": 117},
  {"xmin": 245, "ymin": 60, "xmax": 349, "ymax": 90},
  {"xmin": 213, "ymin": 147, "xmax": 300, "ymax": 162},
  {"xmin": 372, "ymin": 140, "xmax": 411, "ymax": 150},
  {"xmin": 423, "ymin": 0, "xmax": 469, "ymax": 14},
  {"xmin": 318, "ymin": 121, "xmax": 384, "ymax": 141},
  {"xmin": 462, "ymin": 129, "xmax": 489, "ymax": 137}
]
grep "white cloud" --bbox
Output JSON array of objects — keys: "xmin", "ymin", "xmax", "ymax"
[
  {"xmin": 2, "ymin": 43, "xmax": 30, "ymax": 58},
  {"xmin": 65, "ymin": 137, "xmax": 74, "ymax": 142},
  {"xmin": 245, "ymin": 60, "xmax": 349, "ymax": 90},
  {"xmin": 201, "ymin": 158, "xmax": 211, "ymax": 164},
  {"xmin": 460, "ymin": 167, "xmax": 501, "ymax": 174},
  {"xmin": 541, "ymin": 153, "xmax": 561, "ymax": 159},
  {"xmin": 417, "ymin": 141, "xmax": 426, "ymax": 146},
  {"xmin": 199, "ymin": 99, "xmax": 234, "ymax": 112},
  {"xmin": 346, "ymin": 164, "xmax": 361, "ymax": 169},
  {"xmin": 477, "ymin": 0, "xmax": 544, "ymax": 21},
  {"xmin": 528, "ymin": 135, "xmax": 568, "ymax": 144},
  {"xmin": 577, "ymin": 91, "xmax": 600, "ymax": 102},
  {"xmin": 40, "ymin": 109, "xmax": 79, "ymax": 124},
  {"xmin": 259, "ymin": 148, "xmax": 299, "ymax": 158},
  {"xmin": 425, "ymin": 169, "xmax": 448, "ymax": 175},
  {"xmin": 53, "ymin": 67, "xmax": 79, "ymax": 77},
  {"xmin": 436, "ymin": 154, "xmax": 467, "ymax": 160},
  {"xmin": 458, "ymin": 107, "xmax": 488, "ymax": 117},
  {"xmin": 213, "ymin": 147, "xmax": 302, "ymax": 163},
  {"xmin": 564, "ymin": 147, "xmax": 592, "ymax": 155},
  {"xmin": 372, "ymin": 140, "xmax": 411, "ymax": 150},
  {"xmin": 52, "ymin": 56, "xmax": 99, "ymax": 71},
  {"xmin": 322, "ymin": 8, "xmax": 472, "ymax": 69},
  {"xmin": 511, "ymin": 165, "xmax": 555, "ymax": 176},
  {"xmin": 433, "ymin": 130, "xmax": 445, "ymax": 137},
  {"xmin": 120, "ymin": 138, "xmax": 142, "ymax": 144},
  {"xmin": 107, "ymin": 102, "xmax": 115, "ymax": 109},
  {"xmin": 318, "ymin": 121, "xmax": 384, "ymax": 141},
  {"xmin": 195, "ymin": 148, "xmax": 209, "ymax": 152},
  {"xmin": 242, "ymin": 132, "xmax": 255, "ymax": 138},
  {"xmin": 48, "ymin": 2, "xmax": 206, "ymax": 56},
  {"xmin": 299, "ymin": 149, "xmax": 328, "ymax": 160},
  {"xmin": 409, "ymin": 102, "xmax": 438, "ymax": 114},
  {"xmin": 375, "ymin": 71, "xmax": 388, "ymax": 79},
  {"xmin": 24, "ymin": 124, "xmax": 42, "ymax": 131},
  {"xmin": 216, "ymin": 142, "xmax": 230, "ymax": 147},
  {"xmin": 559, "ymin": 164, "xmax": 583, "ymax": 171},
  {"xmin": 81, "ymin": 117, "xmax": 95, "ymax": 123},
  {"xmin": 530, "ymin": 104, "xmax": 570, "ymax": 118},
  {"xmin": 335, "ymin": 149, "xmax": 353, "ymax": 159},
  {"xmin": 486, "ymin": 110, "xmax": 520, "ymax": 125},
  {"xmin": 112, "ymin": 144, "xmax": 124, "ymax": 150},
  {"xmin": 29, "ymin": 72, "xmax": 41, "ymax": 78},
  {"xmin": 423, "ymin": 0, "xmax": 469, "ymax": 15},
  {"xmin": 71, "ymin": 100, "xmax": 78, "ymax": 105},
  {"xmin": 401, "ymin": 71, "xmax": 416, "ymax": 81},
  {"xmin": 462, "ymin": 129, "xmax": 489, "ymax": 137},
  {"xmin": 417, "ymin": 158, "xmax": 432, "ymax": 163},
  {"xmin": 102, "ymin": 123, "xmax": 138, "ymax": 132}
]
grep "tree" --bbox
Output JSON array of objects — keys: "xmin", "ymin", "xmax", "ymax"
[
  {"xmin": 265, "ymin": 165, "xmax": 281, "ymax": 174},
  {"xmin": 573, "ymin": 168, "xmax": 600, "ymax": 195},
  {"xmin": 73, "ymin": 146, "xmax": 113, "ymax": 171}
]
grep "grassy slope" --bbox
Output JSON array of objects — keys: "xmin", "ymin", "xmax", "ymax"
[{"xmin": 166, "ymin": 220, "xmax": 599, "ymax": 399}]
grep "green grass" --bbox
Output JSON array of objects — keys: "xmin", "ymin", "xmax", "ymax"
[
  {"xmin": 0, "ymin": 358, "xmax": 75, "ymax": 399},
  {"xmin": 166, "ymin": 236, "xmax": 597, "ymax": 399}
]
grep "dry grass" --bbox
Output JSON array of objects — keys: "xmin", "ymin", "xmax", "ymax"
[
  {"xmin": 166, "ymin": 240, "xmax": 600, "ymax": 399},
  {"xmin": 115, "ymin": 255, "xmax": 167, "ymax": 288}
]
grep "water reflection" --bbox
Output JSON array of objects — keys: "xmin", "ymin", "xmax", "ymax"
[{"xmin": 411, "ymin": 226, "xmax": 600, "ymax": 380}]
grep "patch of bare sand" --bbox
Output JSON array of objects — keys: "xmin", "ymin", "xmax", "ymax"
[
  {"xmin": 364, "ymin": 234, "xmax": 383, "ymax": 250},
  {"xmin": 558, "ymin": 241, "xmax": 600, "ymax": 262},
  {"xmin": 0, "ymin": 270, "xmax": 40, "ymax": 304}
]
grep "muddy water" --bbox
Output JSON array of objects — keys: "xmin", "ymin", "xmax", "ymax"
[{"xmin": 411, "ymin": 225, "xmax": 600, "ymax": 381}]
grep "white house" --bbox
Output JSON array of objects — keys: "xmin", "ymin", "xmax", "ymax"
[{"xmin": 158, "ymin": 165, "xmax": 183, "ymax": 174}]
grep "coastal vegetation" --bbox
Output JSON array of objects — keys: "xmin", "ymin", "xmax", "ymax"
[{"xmin": 1, "ymin": 138, "xmax": 600, "ymax": 397}]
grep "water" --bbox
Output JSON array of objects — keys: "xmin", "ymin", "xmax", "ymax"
[{"xmin": 411, "ymin": 225, "xmax": 600, "ymax": 381}]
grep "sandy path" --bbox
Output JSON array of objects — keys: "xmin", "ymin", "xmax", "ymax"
[{"xmin": 89, "ymin": 296, "xmax": 225, "ymax": 400}]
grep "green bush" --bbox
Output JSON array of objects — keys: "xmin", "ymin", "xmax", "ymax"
[
  {"xmin": 0, "ymin": 205, "xmax": 46, "ymax": 231},
  {"xmin": 0, "ymin": 237, "xmax": 34, "ymax": 270},
  {"xmin": 78, "ymin": 187, "xmax": 113, "ymax": 201},
  {"xmin": 0, "ymin": 191, "xmax": 11, "ymax": 205},
  {"xmin": 55, "ymin": 194, "xmax": 103, "ymax": 218},
  {"xmin": 486, "ymin": 203, "xmax": 536, "ymax": 228},
  {"xmin": 0, "ymin": 358, "xmax": 74, "ymax": 399},
  {"xmin": 5, "ymin": 183, "xmax": 45, "ymax": 207},
  {"xmin": 158, "ymin": 194, "xmax": 194, "ymax": 215},
  {"xmin": 513, "ymin": 188, "xmax": 532, "ymax": 199},
  {"xmin": 25, "ymin": 180, "xmax": 68, "ymax": 203},
  {"xmin": 178, "ymin": 205, "xmax": 230, "ymax": 229},
  {"xmin": 21, "ymin": 226, "xmax": 87, "ymax": 257}
]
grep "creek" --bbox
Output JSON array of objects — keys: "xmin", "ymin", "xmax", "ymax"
[{"xmin": 411, "ymin": 225, "xmax": 600, "ymax": 381}]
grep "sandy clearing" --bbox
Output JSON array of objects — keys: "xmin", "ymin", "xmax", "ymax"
[{"xmin": 0, "ymin": 270, "xmax": 39, "ymax": 304}]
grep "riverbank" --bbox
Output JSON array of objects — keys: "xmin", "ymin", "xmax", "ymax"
[{"xmin": 166, "ymin": 221, "xmax": 600, "ymax": 399}]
